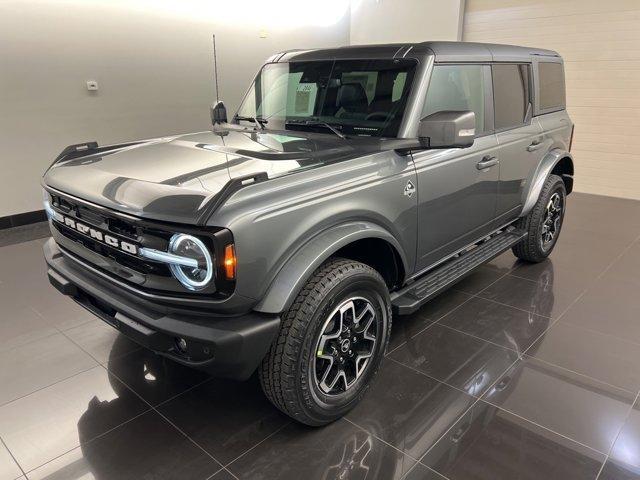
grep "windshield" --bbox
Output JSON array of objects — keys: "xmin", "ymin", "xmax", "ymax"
[{"xmin": 236, "ymin": 59, "xmax": 417, "ymax": 138}]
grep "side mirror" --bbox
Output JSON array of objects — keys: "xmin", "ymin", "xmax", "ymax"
[
  {"xmin": 418, "ymin": 110, "xmax": 475, "ymax": 149},
  {"xmin": 210, "ymin": 101, "xmax": 228, "ymax": 125}
]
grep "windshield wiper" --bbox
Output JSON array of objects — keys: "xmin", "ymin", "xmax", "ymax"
[
  {"xmin": 286, "ymin": 120, "xmax": 346, "ymax": 139},
  {"xmin": 235, "ymin": 115, "xmax": 267, "ymax": 130}
]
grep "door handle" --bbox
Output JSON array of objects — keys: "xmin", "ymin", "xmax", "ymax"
[
  {"xmin": 527, "ymin": 139, "xmax": 543, "ymax": 152},
  {"xmin": 476, "ymin": 156, "xmax": 498, "ymax": 170}
]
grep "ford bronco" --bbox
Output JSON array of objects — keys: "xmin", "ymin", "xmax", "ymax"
[{"xmin": 42, "ymin": 42, "xmax": 574, "ymax": 426}]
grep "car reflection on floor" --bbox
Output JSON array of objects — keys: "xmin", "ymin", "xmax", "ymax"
[{"xmin": 69, "ymin": 265, "xmax": 556, "ymax": 479}]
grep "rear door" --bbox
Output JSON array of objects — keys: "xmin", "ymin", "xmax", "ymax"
[
  {"xmin": 413, "ymin": 64, "xmax": 500, "ymax": 271},
  {"xmin": 492, "ymin": 63, "xmax": 545, "ymax": 224},
  {"xmin": 535, "ymin": 59, "xmax": 573, "ymax": 161}
]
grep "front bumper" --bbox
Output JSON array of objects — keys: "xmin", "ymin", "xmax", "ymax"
[{"xmin": 44, "ymin": 238, "xmax": 280, "ymax": 379}]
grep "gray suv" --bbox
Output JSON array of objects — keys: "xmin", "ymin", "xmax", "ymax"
[{"xmin": 42, "ymin": 41, "xmax": 574, "ymax": 426}]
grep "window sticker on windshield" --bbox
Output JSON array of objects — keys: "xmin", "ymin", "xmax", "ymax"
[
  {"xmin": 268, "ymin": 134, "xmax": 302, "ymax": 144},
  {"xmin": 294, "ymin": 83, "xmax": 316, "ymax": 115}
]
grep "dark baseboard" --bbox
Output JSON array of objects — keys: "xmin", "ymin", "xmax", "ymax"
[{"xmin": 0, "ymin": 209, "xmax": 47, "ymax": 230}]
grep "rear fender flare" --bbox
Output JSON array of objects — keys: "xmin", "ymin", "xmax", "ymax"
[
  {"xmin": 521, "ymin": 149, "xmax": 573, "ymax": 217},
  {"xmin": 253, "ymin": 221, "xmax": 408, "ymax": 314}
]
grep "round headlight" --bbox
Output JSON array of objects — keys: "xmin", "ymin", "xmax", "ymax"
[{"xmin": 168, "ymin": 234, "xmax": 214, "ymax": 291}]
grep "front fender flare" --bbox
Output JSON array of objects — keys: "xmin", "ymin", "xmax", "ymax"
[
  {"xmin": 521, "ymin": 149, "xmax": 573, "ymax": 217},
  {"xmin": 253, "ymin": 221, "xmax": 408, "ymax": 314}
]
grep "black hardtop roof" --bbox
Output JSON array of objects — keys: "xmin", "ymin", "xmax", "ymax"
[{"xmin": 273, "ymin": 41, "xmax": 560, "ymax": 64}]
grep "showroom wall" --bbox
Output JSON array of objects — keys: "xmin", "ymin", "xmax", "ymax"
[
  {"xmin": 350, "ymin": 0, "xmax": 465, "ymax": 44},
  {"xmin": 0, "ymin": 0, "xmax": 351, "ymax": 217},
  {"xmin": 464, "ymin": 0, "xmax": 640, "ymax": 200},
  {"xmin": 12, "ymin": 1, "xmax": 634, "ymax": 218}
]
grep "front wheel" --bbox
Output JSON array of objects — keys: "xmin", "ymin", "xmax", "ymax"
[
  {"xmin": 259, "ymin": 258, "xmax": 391, "ymax": 426},
  {"xmin": 512, "ymin": 174, "xmax": 567, "ymax": 263}
]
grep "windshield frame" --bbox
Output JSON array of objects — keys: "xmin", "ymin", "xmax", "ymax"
[{"xmin": 233, "ymin": 58, "xmax": 420, "ymax": 139}]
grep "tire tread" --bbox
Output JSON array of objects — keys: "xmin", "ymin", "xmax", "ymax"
[{"xmin": 259, "ymin": 258, "xmax": 390, "ymax": 425}]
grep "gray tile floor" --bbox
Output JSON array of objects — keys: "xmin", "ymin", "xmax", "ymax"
[{"xmin": 0, "ymin": 192, "xmax": 639, "ymax": 480}]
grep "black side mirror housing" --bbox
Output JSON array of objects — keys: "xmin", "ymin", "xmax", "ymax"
[
  {"xmin": 210, "ymin": 101, "xmax": 228, "ymax": 125},
  {"xmin": 418, "ymin": 110, "xmax": 476, "ymax": 149}
]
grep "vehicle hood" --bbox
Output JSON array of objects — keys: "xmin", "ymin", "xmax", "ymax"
[{"xmin": 43, "ymin": 129, "xmax": 372, "ymax": 225}]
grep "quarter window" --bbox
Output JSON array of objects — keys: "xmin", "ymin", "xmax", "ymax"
[
  {"xmin": 423, "ymin": 65, "xmax": 486, "ymax": 134},
  {"xmin": 492, "ymin": 64, "xmax": 531, "ymax": 130},
  {"xmin": 539, "ymin": 62, "xmax": 565, "ymax": 111}
]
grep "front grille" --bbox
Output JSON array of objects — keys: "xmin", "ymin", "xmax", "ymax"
[
  {"xmin": 49, "ymin": 193, "xmax": 171, "ymax": 277},
  {"xmin": 45, "ymin": 190, "xmax": 235, "ymax": 298},
  {"xmin": 45, "ymin": 192, "xmax": 205, "ymax": 295},
  {"xmin": 76, "ymin": 205, "xmax": 106, "ymax": 230},
  {"xmin": 54, "ymin": 222, "xmax": 170, "ymax": 277}
]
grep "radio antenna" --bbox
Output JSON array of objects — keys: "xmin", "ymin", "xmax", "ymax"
[{"xmin": 212, "ymin": 34, "xmax": 220, "ymax": 102}]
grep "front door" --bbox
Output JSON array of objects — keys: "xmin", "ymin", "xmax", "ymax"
[{"xmin": 414, "ymin": 64, "xmax": 499, "ymax": 271}]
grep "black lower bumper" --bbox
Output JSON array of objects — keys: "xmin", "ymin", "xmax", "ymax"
[{"xmin": 44, "ymin": 238, "xmax": 280, "ymax": 380}]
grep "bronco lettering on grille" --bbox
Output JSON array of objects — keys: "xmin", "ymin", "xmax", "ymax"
[{"xmin": 58, "ymin": 214, "xmax": 138, "ymax": 255}]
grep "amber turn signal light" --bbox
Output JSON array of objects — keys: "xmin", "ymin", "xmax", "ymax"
[{"xmin": 223, "ymin": 244, "xmax": 236, "ymax": 280}]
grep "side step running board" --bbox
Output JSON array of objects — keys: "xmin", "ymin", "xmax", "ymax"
[{"xmin": 391, "ymin": 228, "xmax": 527, "ymax": 315}]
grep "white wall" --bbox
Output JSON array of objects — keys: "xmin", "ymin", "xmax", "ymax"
[
  {"xmin": 0, "ymin": 0, "xmax": 350, "ymax": 217},
  {"xmin": 350, "ymin": 0, "xmax": 465, "ymax": 45}
]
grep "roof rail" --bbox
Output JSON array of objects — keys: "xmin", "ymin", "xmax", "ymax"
[{"xmin": 531, "ymin": 52, "xmax": 560, "ymax": 57}]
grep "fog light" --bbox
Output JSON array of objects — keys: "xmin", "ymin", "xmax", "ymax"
[{"xmin": 175, "ymin": 337, "xmax": 188, "ymax": 353}]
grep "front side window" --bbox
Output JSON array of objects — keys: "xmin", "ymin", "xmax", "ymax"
[
  {"xmin": 236, "ymin": 59, "xmax": 417, "ymax": 137},
  {"xmin": 492, "ymin": 63, "xmax": 531, "ymax": 130},
  {"xmin": 422, "ymin": 64, "xmax": 486, "ymax": 134},
  {"xmin": 539, "ymin": 62, "xmax": 565, "ymax": 111}
]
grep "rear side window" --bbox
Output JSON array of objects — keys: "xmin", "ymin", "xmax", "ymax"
[
  {"xmin": 539, "ymin": 62, "xmax": 565, "ymax": 111},
  {"xmin": 423, "ymin": 64, "xmax": 486, "ymax": 134},
  {"xmin": 492, "ymin": 64, "xmax": 531, "ymax": 130}
]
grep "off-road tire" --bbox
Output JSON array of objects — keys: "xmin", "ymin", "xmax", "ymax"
[
  {"xmin": 512, "ymin": 174, "xmax": 566, "ymax": 263},
  {"xmin": 259, "ymin": 257, "xmax": 391, "ymax": 426}
]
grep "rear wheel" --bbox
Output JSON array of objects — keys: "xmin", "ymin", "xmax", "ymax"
[
  {"xmin": 512, "ymin": 174, "xmax": 566, "ymax": 263},
  {"xmin": 259, "ymin": 258, "xmax": 391, "ymax": 426}
]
